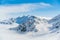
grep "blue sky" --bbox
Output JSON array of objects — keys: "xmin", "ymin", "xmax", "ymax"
[{"xmin": 0, "ymin": 0, "xmax": 60, "ymax": 19}]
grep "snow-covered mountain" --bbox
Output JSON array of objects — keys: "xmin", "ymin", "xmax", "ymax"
[
  {"xmin": 48, "ymin": 14, "xmax": 60, "ymax": 33},
  {"xmin": 9, "ymin": 15, "xmax": 51, "ymax": 34},
  {"xmin": 9, "ymin": 14, "xmax": 60, "ymax": 34},
  {"xmin": 0, "ymin": 18, "xmax": 15, "ymax": 25}
]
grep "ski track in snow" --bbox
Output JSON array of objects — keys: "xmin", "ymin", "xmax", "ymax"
[{"xmin": 0, "ymin": 23, "xmax": 60, "ymax": 40}]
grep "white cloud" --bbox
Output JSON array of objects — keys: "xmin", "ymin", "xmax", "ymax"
[
  {"xmin": 0, "ymin": 2, "xmax": 52, "ymax": 19},
  {"xmin": 39, "ymin": 2, "xmax": 52, "ymax": 7}
]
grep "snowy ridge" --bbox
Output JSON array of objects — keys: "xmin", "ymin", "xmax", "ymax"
[{"xmin": 48, "ymin": 14, "xmax": 60, "ymax": 24}]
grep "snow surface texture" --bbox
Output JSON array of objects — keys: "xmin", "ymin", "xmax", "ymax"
[{"xmin": 0, "ymin": 15, "xmax": 60, "ymax": 40}]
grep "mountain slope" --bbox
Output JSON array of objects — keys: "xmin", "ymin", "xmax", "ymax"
[
  {"xmin": 48, "ymin": 14, "xmax": 60, "ymax": 24},
  {"xmin": 48, "ymin": 14, "xmax": 60, "ymax": 33}
]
